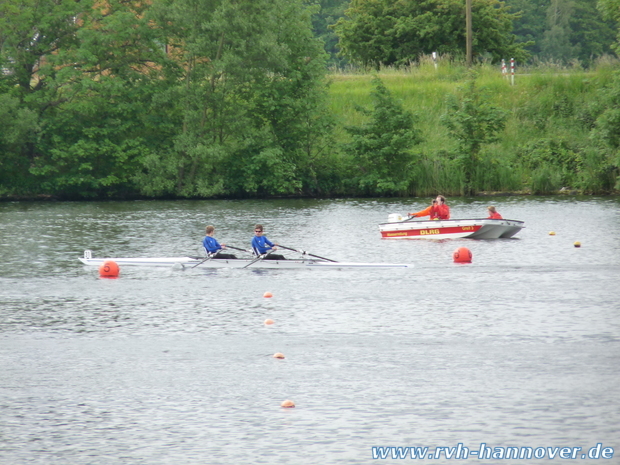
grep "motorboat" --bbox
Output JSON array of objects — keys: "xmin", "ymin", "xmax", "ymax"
[{"xmin": 379, "ymin": 214, "xmax": 524, "ymax": 239}]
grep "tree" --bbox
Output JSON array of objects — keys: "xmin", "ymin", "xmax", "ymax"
[
  {"xmin": 0, "ymin": 0, "xmax": 91, "ymax": 193},
  {"xmin": 0, "ymin": 0, "xmax": 167, "ymax": 197},
  {"xmin": 0, "ymin": 94, "xmax": 39, "ymax": 194},
  {"xmin": 344, "ymin": 77, "xmax": 422, "ymax": 195},
  {"xmin": 138, "ymin": 0, "xmax": 333, "ymax": 198},
  {"xmin": 308, "ymin": 0, "xmax": 350, "ymax": 66},
  {"xmin": 588, "ymin": 73, "xmax": 620, "ymax": 188},
  {"xmin": 30, "ymin": 0, "xmax": 166, "ymax": 197},
  {"xmin": 569, "ymin": 0, "xmax": 615, "ymax": 65},
  {"xmin": 508, "ymin": 0, "xmax": 615, "ymax": 65},
  {"xmin": 597, "ymin": 0, "xmax": 620, "ymax": 58},
  {"xmin": 0, "ymin": 0, "xmax": 89, "ymax": 97},
  {"xmin": 440, "ymin": 79, "xmax": 507, "ymax": 195},
  {"xmin": 507, "ymin": 0, "xmax": 547, "ymax": 56},
  {"xmin": 540, "ymin": 0, "xmax": 576, "ymax": 62},
  {"xmin": 333, "ymin": 0, "xmax": 529, "ymax": 68}
]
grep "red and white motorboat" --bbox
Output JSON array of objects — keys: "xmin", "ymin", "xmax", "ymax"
[{"xmin": 379, "ymin": 214, "xmax": 525, "ymax": 239}]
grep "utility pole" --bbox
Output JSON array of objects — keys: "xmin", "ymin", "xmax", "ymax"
[{"xmin": 466, "ymin": 0, "xmax": 472, "ymax": 66}]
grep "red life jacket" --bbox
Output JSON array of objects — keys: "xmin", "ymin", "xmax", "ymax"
[{"xmin": 434, "ymin": 204, "xmax": 450, "ymax": 219}]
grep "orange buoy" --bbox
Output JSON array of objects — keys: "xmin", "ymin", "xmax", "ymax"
[
  {"xmin": 281, "ymin": 399, "xmax": 295, "ymax": 408},
  {"xmin": 574, "ymin": 241, "xmax": 581, "ymax": 248},
  {"xmin": 263, "ymin": 292, "xmax": 273, "ymax": 298},
  {"xmin": 453, "ymin": 247, "xmax": 472, "ymax": 263},
  {"xmin": 273, "ymin": 352, "xmax": 285, "ymax": 359},
  {"xmin": 264, "ymin": 319, "xmax": 275, "ymax": 325},
  {"xmin": 99, "ymin": 260, "xmax": 120, "ymax": 278}
]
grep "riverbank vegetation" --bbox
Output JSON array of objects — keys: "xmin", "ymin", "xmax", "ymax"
[
  {"xmin": 328, "ymin": 59, "xmax": 620, "ymax": 197},
  {"xmin": 1, "ymin": 0, "xmax": 620, "ymax": 200}
]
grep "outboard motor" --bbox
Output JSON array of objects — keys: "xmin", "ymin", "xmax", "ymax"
[{"xmin": 387, "ymin": 213, "xmax": 405, "ymax": 223}]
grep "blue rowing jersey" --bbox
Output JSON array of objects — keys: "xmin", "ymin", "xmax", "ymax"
[
  {"xmin": 251, "ymin": 236, "xmax": 274, "ymax": 255},
  {"xmin": 203, "ymin": 236, "xmax": 222, "ymax": 254}
]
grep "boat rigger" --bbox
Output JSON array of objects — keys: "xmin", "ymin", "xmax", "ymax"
[{"xmin": 78, "ymin": 250, "xmax": 413, "ymax": 269}]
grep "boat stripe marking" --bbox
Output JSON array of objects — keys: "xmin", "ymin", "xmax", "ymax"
[{"xmin": 381, "ymin": 225, "xmax": 483, "ymax": 237}]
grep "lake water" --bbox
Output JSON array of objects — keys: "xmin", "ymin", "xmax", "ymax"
[{"xmin": 1, "ymin": 197, "xmax": 619, "ymax": 464}]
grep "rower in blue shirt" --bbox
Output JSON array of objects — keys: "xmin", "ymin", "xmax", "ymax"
[
  {"xmin": 202, "ymin": 225, "xmax": 236, "ymax": 259},
  {"xmin": 251, "ymin": 224, "xmax": 286, "ymax": 260}
]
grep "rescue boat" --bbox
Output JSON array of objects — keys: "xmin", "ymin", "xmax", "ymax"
[{"xmin": 379, "ymin": 214, "xmax": 525, "ymax": 239}]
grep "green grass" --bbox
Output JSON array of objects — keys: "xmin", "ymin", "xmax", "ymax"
[{"xmin": 326, "ymin": 59, "xmax": 620, "ymax": 194}]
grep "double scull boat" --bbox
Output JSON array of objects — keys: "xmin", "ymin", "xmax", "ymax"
[{"xmin": 78, "ymin": 250, "xmax": 413, "ymax": 269}]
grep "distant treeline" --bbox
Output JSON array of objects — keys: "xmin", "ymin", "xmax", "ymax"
[
  {"xmin": 1, "ymin": 0, "xmax": 620, "ymax": 200},
  {"xmin": 314, "ymin": 0, "xmax": 618, "ymax": 68}
]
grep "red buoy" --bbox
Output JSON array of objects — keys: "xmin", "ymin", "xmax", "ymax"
[
  {"xmin": 99, "ymin": 260, "xmax": 120, "ymax": 278},
  {"xmin": 453, "ymin": 247, "xmax": 472, "ymax": 263}
]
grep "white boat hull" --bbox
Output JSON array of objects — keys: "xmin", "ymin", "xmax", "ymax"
[
  {"xmin": 379, "ymin": 217, "xmax": 525, "ymax": 239},
  {"xmin": 78, "ymin": 252, "xmax": 412, "ymax": 269}
]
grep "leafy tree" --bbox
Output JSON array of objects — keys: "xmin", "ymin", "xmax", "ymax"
[
  {"xmin": 344, "ymin": 77, "xmax": 422, "ymax": 195},
  {"xmin": 440, "ymin": 79, "xmax": 507, "ymax": 195},
  {"xmin": 540, "ymin": 0, "xmax": 577, "ymax": 62},
  {"xmin": 0, "ymin": 0, "xmax": 166, "ymax": 197},
  {"xmin": 507, "ymin": 0, "xmax": 547, "ymax": 56},
  {"xmin": 570, "ymin": 0, "xmax": 615, "ymax": 65},
  {"xmin": 37, "ymin": 1, "xmax": 165, "ymax": 197},
  {"xmin": 334, "ymin": 0, "xmax": 529, "ymax": 68},
  {"xmin": 598, "ymin": 0, "xmax": 620, "ymax": 57},
  {"xmin": 0, "ymin": 0, "xmax": 91, "ymax": 193},
  {"xmin": 139, "ymin": 0, "xmax": 333, "ymax": 198},
  {"xmin": 0, "ymin": 0, "xmax": 89, "ymax": 97},
  {"xmin": 307, "ymin": 0, "xmax": 350, "ymax": 66},
  {"xmin": 508, "ymin": 0, "xmax": 615, "ymax": 66},
  {"xmin": 0, "ymin": 94, "xmax": 39, "ymax": 194},
  {"xmin": 588, "ymin": 72, "xmax": 620, "ymax": 189}
]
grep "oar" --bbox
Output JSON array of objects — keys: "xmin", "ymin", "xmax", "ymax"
[
  {"xmin": 192, "ymin": 251, "xmax": 219, "ymax": 268},
  {"xmin": 225, "ymin": 245, "xmax": 252, "ymax": 254},
  {"xmin": 277, "ymin": 245, "xmax": 337, "ymax": 262},
  {"xmin": 242, "ymin": 250, "xmax": 272, "ymax": 269}
]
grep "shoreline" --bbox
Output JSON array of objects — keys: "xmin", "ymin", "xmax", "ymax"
[{"xmin": 1, "ymin": 189, "xmax": 618, "ymax": 202}]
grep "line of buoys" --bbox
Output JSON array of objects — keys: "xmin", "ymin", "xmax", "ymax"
[
  {"xmin": 99, "ymin": 260, "xmax": 120, "ymax": 278},
  {"xmin": 453, "ymin": 247, "xmax": 472, "ymax": 263},
  {"xmin": 260, "ymin": 291, "xmax": 295, "ymax": 408}
]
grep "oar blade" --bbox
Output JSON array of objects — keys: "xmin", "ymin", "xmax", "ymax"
[{"xmin": 278, "ymin": 244, "xmax": 337, "ymax": 263}]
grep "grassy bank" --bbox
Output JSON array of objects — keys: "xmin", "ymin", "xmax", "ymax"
[{"xmin": 326, "ymin": 60, "xmax": 620, "ymax": 196}]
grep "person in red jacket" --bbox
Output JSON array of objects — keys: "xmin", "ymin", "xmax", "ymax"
[
  {"xmin": 408, "ymin": 199, "xmax": 437, "ymax": 218},
  {"xmin": 431, "ymin": 195, "xmax": 450, "ymax": 219},
  {"xmin": 487, "ymin": 205, "xmax": 503, "ymax": 219}
]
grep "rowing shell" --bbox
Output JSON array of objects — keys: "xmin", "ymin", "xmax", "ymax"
[{"xmin": 78, "ymin": 250, "xmax": 413, "ymax": 269}]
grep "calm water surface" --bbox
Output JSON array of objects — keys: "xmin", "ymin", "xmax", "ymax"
[{"xmin": 1, "ymin": 197, "xmax": 619, "ymax": 464}]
